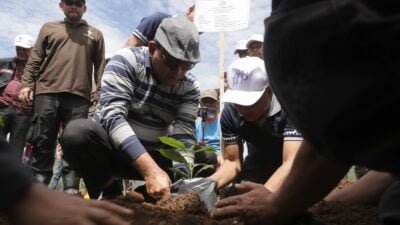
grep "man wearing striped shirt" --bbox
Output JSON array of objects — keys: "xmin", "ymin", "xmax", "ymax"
[{"xmin": 61, "ymin": 15, "xmax": 200, "ymax": 199}]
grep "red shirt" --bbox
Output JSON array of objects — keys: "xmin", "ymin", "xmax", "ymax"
[{"xmin": 0, "ymin": 58, "xmax": 32, "ymax": 114}]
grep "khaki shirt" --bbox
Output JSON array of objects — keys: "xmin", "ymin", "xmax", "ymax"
[{"xmin": 22, "ymin": 18, "xmax": 105, "ymax": 100}]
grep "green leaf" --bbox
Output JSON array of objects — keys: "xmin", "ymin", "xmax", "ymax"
[
  {"xmin": 169, "ymin": 167, "xmax": 189, "ymax": 179},
  {"xmin": 195, "ymin": 146, "xmax": 216, "ymax": 154},
  {"xmin": 157, "ymin": 148, "xmax": 187, "ymax": 164},
  {"xmin": 194, "ymin": 164, "xmax": 216, "ymax": 177},
  {"xmin": 0, "ymin": 116, "xmax": 3, "ymax": 127},
  {"xmin": 159, "ymin": 136, "xmax": 186, "ymax": 150}
]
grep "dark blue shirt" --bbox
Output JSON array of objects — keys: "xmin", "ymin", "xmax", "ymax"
[{"xmin": 132, "ymin": 12, "xmax": 171, "ymax": 45}]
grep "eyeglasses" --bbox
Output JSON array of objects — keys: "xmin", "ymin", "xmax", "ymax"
[
  {"xmin": 63, "ymin": 1, "xmax": 84, "ymax": 7},
  {"xmin": 156, "ymin": 43, "xmax": 195, "ymax": 71}
]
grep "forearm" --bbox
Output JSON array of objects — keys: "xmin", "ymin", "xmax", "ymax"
[
  {"xmin": 210, "ymin": 160, "xmax": 240, "ymax": 189},
  {"xmin": 132, "ymin": 152, "xmax": 163, "ymax": 178},
  {"xmin": 264, "ymin": 162, "xmax": 292, "ymax": 192},
  {"xmin": 270, "ymin": 140, "xmax": 350, "ymax": 224},
  {"xmin": 325, "ymin": 170, "xmax": 397, "ymax": 205},
  {"xmin": 265, "ymin": 141, "xmax": 301, "ymax": 192}
]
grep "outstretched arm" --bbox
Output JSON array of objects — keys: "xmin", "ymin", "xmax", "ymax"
[
  {"xmin": 325, "ymin": 170, "xmax": 397, "ymax": 205},
  {"xmin": 264, "ymin": 140, "xmax": 302, "ymax": 192},
  {"xmin": 212, "ymin": 140, "xmax": 350, "ymax": 225},
  {"xmin": 209, "ymin": 143, "xmax": 241, "ymax": 189}
]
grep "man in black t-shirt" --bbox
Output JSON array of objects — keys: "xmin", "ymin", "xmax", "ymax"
[{"xmin": 209, "ymin": 57, "xmax": 302, "ymax": 192}]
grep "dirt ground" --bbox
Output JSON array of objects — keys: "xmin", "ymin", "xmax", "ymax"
[
  {"xmin": 108, "ymin": 191, "xmax": 379, "ymax": 225},
  {"xmin": 0, "ymin": 188, "xmax": 379, "ymax": 225}
]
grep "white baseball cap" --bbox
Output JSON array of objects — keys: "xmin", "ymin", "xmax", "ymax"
[
  {"xmin": 14, "ymin": 34, "xmax": 34, "ymax": 48},
  {"xmin": 221, "ymin": 57, "xmax": 268, "ymax": 106},
  {"xmin": 234, "ymin": 40, "xmax": 248, "ymax": 54},
  {"xmin": 246, "ymin": 34, "xmax": 263, "ymax": 48}
]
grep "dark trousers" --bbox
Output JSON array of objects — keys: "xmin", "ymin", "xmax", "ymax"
[
  {"xmin": 60, "ymin": 119, "xmax": 173, "ymax": 199},
  {"xmin": 27, "ymin": 93, "xmax": 89, "ymax": 190},
  {"xmin": 0, "ymin": 105, "xmax": 31, "ymax": 159},
  {"xmin": 379, "ymin": 181, "xmax": 400, "ymax": 225}
]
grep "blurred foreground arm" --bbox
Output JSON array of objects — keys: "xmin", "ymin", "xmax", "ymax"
[
  {"xmin": 0, "ymin": 138, "xmax": 132, "ymax": 225},
  {"xmin": 325, "ymin": 170, "xmax": 397, "ymax": 205},
  {"xmin": 9, "ymin": 184, "xmax": 132, "ymax": 225}
]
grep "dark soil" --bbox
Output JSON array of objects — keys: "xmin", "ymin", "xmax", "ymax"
[
  {"xmin": 111, "ymin": 191, "xmax": 242, "ymax": 225},
  {"xmin": 309, "ymin": 201, "xmax": 379, "ymax": 225},
  {"xmin": 0, "ymin": 190, "xmax": 379, "ymax": 225}
]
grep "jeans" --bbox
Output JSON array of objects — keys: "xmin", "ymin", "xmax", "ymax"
[{"xmin": 49, "ymin": 157, "xmax": 63, "ymax": 190}]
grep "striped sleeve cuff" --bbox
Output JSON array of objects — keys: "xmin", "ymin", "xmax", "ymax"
[{"xmin": 120, "ymin": 136, "xmax": 147, "ymax": 161}]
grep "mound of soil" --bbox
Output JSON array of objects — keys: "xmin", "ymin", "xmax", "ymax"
[
  {"xmin": 0, "ymin": 190, "xmax": 379, "ymax": 225},
  {"xmin": 111, "ymin": 191, "xmax": 242, "ymax": 225}
]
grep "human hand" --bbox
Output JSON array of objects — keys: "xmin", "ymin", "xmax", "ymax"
[
  {"xmin": 144, "ymin": 167, "xmax": 171, "ymax": 199},
  {"xmin": 18, "ymin": 87, "xmax": 33, "ymax": 104},
  {"xmin": 197, "ymin": 141, "xmax": 206, "ymax": 147},
  {"xmin": 211, "ymin": 181, "xmax": 280, "ymax": 225},
  {"xmin": 56, "ymin": 143, "xmax": 63, "ymax": 160},
  {"xmin": 9, "ymin": 184, "xmax": 132, "ymax": 225}
]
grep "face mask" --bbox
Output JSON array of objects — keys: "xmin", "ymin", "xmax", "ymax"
[
  {"xmin": 199, "ymin": 107, "xmax": 217, "ymax": 119},
  {"xmin": 206, "ymin": 108, "xmax": 217, "ymax": 118}
]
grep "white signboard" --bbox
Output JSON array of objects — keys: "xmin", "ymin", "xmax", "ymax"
[{"xmin": 194, "ymin": 0, "xmax": 250, "ymax": 32}]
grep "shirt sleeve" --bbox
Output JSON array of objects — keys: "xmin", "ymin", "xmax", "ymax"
[
  {"xmin": 0, "ymin": 138, "xmax": 31, "ymax": 212},
  {"xmin": 22, "ymin": 24, "xmax": 47, "ymax": 89},
  {"xmin": 94, "ymin": 48, "xmax": 146, "ymax": 161},
  {"xmin": 283, "ymin": 116, "xmax": 303, "ymax": 141},
  {"xmin": 221, "ymin": 104, "xmax": 241, "ymax": 145},
  {"xmin": 132, "ymin": 12, "xmax": 171, "ymax": 45},
  {"xmin": 92, "ymin": 28, "xmax": 106, "ymax": 100}
]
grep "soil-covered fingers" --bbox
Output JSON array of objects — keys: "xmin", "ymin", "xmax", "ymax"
[
  {"xmin": 211, "ymin": 196, "xmax": 243, "ymax": 219},
  {"xmin": 146, "ymin": 170, "xmax": 171, "ymax": 198}
]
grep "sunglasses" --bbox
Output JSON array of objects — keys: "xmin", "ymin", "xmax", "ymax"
[
  {"xmin": 63, "ymin": 1, "xmax": 84, "ymax": 7},
  {"xmin": 156, "ymin": 43, "xmax": 195, "ymax": 71}
]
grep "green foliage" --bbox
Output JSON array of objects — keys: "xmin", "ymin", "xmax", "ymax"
[
  {"xmin": 157, "ymin": 136, "xmax": 216, "ymax": 179},
  {"xmin": 0, "ymin": 116, "xmax": 3, "ymax": 127}
]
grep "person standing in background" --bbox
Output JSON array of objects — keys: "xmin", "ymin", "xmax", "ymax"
[
  {"xmin": 19, "ymin": 0, "xmax": 105, "ymax": 195},
  {"xmin": 246, "ymin": 34, "xmax": 264, "ymax": 59},
  {"xmin": 0, "ymin": 34, "xmax": 34, "ymax": 159},
  {"xmin": 234, "ymin": 40, "xmax": 249, "ymax": 58},
  {"xmin": 124, "ymin": 5, "xmax": 196, "ymax": 47}
]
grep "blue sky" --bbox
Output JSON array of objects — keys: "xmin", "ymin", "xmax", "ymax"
[{"xmin": 0, "ymin": 0, "xmax": 271, "ymax": 90}]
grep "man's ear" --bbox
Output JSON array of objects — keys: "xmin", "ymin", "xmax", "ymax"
[
  {"xmin": 148, "ymin": 41, "xmax": 157, "ymax": 55},
  {"xmin": 59, "ymin": 2, "xmax": 64, "ymax": 10}
]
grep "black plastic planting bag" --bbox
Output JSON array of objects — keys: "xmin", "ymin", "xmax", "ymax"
[{"xmin": 172, "ymin": 177, "xmax": 217, "ymax": 212}]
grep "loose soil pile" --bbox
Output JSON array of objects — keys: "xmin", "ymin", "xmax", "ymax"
[
  {"xmin": 111, "ymin": 191, "xmax": 242, "ymax": 225},
  {"xmin": 0, "ymin": 190, "xmax": 379, "ymax": 225}
]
